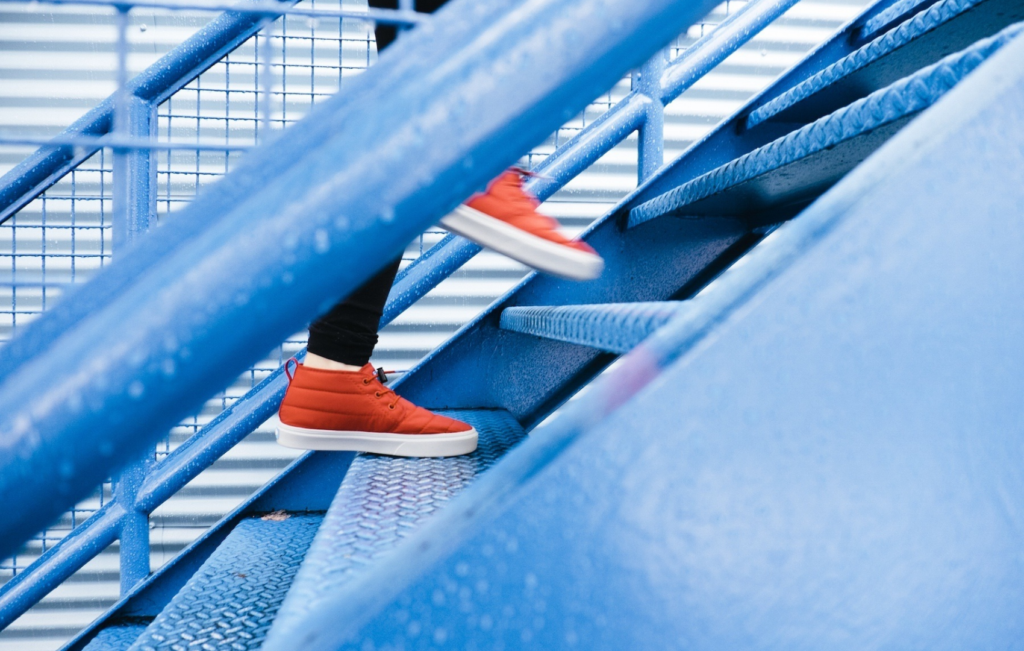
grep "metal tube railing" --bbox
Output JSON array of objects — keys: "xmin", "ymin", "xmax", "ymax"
[
  {"xmin": 0, "ymin": 0, "xmax": 722, "ymax": 563},
  {"xmin": 0, "ymin": 0, "xmax": 802, "ymax": 629}
]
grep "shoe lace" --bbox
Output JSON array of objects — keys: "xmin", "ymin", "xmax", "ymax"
[
  {"xmin": 284, "ymin": 356, "xmax": 299, "ymax": 382},
  {"xmin": 362, "ymin": 368, "xmax": 399, "ymax": 409}
]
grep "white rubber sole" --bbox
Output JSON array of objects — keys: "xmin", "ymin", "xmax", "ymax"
[
  {"xmin": 276, "ymin": 422, "xmax": 478, "ymax": 457},
  {"xmin": 440, "ymin": 205, "xmax": 604, "ymax": 281}
]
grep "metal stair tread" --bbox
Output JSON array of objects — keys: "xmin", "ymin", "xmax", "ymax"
[
  {"xmin": 265, "ymin": 409, "xmax": 526, "ymax": 646},
  {"xmin": 500, "ymin": 302, "xmax": 686, "ymax": 354},
  {"xmin": 746, "ymin": 0, "xmax": 1024, "ymax": 128},
  {"xmin": 80, "ymin": 624, "xmax": 150, "ymax": 651},
  {"xmin": 628, "ymin": 22, "xmax": 1023, "ymax": 229},
  {"xmin": 121, "ymin": 514, "xmax": 323, "ymax": 651}
]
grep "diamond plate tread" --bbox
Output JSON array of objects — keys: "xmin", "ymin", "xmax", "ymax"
[
  {"xmin": 126, "ymin": 514, "xmax": 323, "ymax": 651},
  {"xmin": 265, "ymin": 409, "xmax": 526, "ymax": 646},
  {"xmin": 746, "ymin": 0, "xmax": 1021, "ymax": 128},
  {"xmin": 628, "ymin": 23, "xmax": 1023, "ymax": 228},
  {"xmin": 80, "ymin": 624, "xmax": 150, "ymax": 651},
  {"xmin": 860, "ymin": 0, "xmax": 939, "ymax": 39},
  {"xmin": 500, "ymin": 302, "xmax": 685, "ymax": 354}
]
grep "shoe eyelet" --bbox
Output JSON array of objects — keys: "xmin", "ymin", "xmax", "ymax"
[
  {"xmin": 388, "ymin": 404, "xmax": 396, "ymax": 410},
  {"xmin": 374, "ymin": 391, "xmax": 381, "ymax": 398},
  {"xmin": 362, "ymin": 378, "xmax": 371, "ymax": 385}
]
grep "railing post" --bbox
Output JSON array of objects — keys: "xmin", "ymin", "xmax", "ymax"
[
  {"xmin": 112, "ymin": 95, "xmax": 155, "ymax": 250},
  {"xmin": 635, "ymin": 49, "xmax": 666, "ymax": 182},
  {"xmin": 113, "ymin": 458, "xmax": 152, "ymax": 593},
  {"xmin": 111, "ymin": 91, "xmax": 156, "ymax": 589},
  {"xmin": 111, "ymin": 7, "xmax": 156, "ymax": 593},
  {"xmin": 111, "ymin": 90, "xmax": 157, "ymax": 593}
]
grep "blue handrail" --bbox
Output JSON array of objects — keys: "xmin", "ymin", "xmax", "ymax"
[
  {"xmin": 0, "ymin": 0, "xmax": 723, "ymax": 563},
  {"xmin": 0, "ymin": 0, "xmax": 802, "ymax": 628}
]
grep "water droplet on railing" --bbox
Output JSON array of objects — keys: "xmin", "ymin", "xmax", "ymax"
[
  {"xmin": 128, "ymin": 381, "xmax": 144, "ymax": 398},
  {"xmin": 314, "ymin": 228, "xmax": 330, "ymax": 254}
]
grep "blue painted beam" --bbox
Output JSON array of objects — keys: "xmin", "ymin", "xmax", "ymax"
[
  {"xmin": 281, "ymin": 30, "xmax": 1024, "ymax": 649},
  {"xmin": 745, "ymin": 0, "xmax": 1024, "ymax": 129},
  {"xmin": 0, "ymin": 0, "xmax": 297, "ymax": 225},
  {"xmin": 0, "ymin": 0, "xmax": 720, "ymax": 562},
  {"xmin": 629, "ymin": 24, "xmax": 1023, "ymax": 228},
  {"xmin": 500, "ymin": 302, "xmax": 685, "ymax": 354}
]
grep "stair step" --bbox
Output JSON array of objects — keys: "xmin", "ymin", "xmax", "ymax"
[
  {"xmin": 500, "ymin": 302, "xmax": 684, "ymax": 354},
  {"xmin": 81, "ymin": 624, "xmax": 150, "ymax": 651},
  {"xmin": 628, "ymin": 23, "xmax": 1022, "ymax": 229},
  {"xmin": 265, "ymin": 409, "xmax": 526, "ymax": 647},
  {"xmin": 121, "ymin": 514, "xmax": 323, "ymax": 651},
  {"xmin": 859, "ymin": 0, "xmax": 942, "ymax": 40},
  {"xmin": 746, "ymin": 0, "xmax": 1024, "ymax": 129}
]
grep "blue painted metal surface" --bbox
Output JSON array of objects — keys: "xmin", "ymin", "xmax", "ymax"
[
  {"xmin": 745, "ymin": 0, "xmax": 1024, "ymax": 128},
  {"xmin": 860, "ymin": 0, "xmax": 943, "ymax": 38},
  {"xmin": 80, "ymin": 624, "xmax": 149, "ymax": 651},
  {"xmin": 0, "ymin": 503, "xmax": 123, "ymax": 631},
  {"xmin": 0, "ymin": 0, "xmax": 798, "ymax": 609},
  {"xmin": 277, "ymin": 30, "xmax": 1024, "ymax": 649},
  {"xmin": 113, "ymin": 460, "xmax": 151, "ymax": 596},
  {"xmin": 60, "ymin": 450, "xmax": 353, "ymax": 651},
  {"xmin": 0, "ymin": 0, "xmax": 721, "ymax": 565},
  {"xmin": 0, "ymin": 354, "xmax": 299, "ymax": 630},
  {"xmin": 629, "ymin": 23, "xmax": 1024, "ymax": 228},
  {"xmin": 0, "ymin": 0, "xmax": 791, "ymax": 612},
  {"xmin": 499, "ymin": 302, "xmax": 685, "ymax": 354},
  {"xmin": 111, "ymin": 96, "xmax": 155, "ymax": 251},
  {"xmin": 635, "ymin": 52, "xmax": 666, "ymax": 182},
  {"xmin": 0, "ymin": 0, "xmax": 940, "ymax": 639},
  {"xmin": 266, "ymin": 410, "xmax": 526, "ymax": 648},
  {"xmin": 124, "ymin": 515, "xmax": 322, "ymax": 651},
  {"xmin": 657, "ymin": 0, "xmax": 800, "ymax": 102}
]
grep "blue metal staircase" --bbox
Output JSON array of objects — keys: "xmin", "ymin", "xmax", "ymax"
[{"xmin": 2, "ymin": 0, "xmax": 1024, "ymax": 648}]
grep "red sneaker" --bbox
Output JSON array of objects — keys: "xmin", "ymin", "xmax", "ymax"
[
  {"xmin": 276, "ymin": 363, "xmax": 477, "ymax": 457},
  {"xmin": 440, "ymin": 169, "xmax": 604, "ymax": 280}
]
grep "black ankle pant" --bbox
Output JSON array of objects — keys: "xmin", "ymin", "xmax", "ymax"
[{"xmin": 306, "ymin": 0, "xmax": 450, "ymax": 367}]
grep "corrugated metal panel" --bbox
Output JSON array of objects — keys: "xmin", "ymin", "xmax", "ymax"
[{"xmin": 0, "ymin": 0, "xmax": 869, "ymax": 648}]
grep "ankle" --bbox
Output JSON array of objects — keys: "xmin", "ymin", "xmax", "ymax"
[{"xmin": 304, "ymin": 352, "xmax": 364, "ymax": 372}]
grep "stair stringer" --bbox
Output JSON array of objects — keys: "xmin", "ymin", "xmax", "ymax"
[{"xmin": 283, "ymin": 31, "xmax": 1024, "ymax": 650}]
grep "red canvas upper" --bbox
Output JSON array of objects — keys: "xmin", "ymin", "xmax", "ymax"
[
  {"xmin": 279, "ymin": 363, "xmax": 472, "ymax": 435},
  {"xmin": 466, "ymin": 170, "xmax": 598, "ymax": 254}
]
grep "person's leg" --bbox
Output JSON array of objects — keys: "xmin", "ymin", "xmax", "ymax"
[
  {"xmin": 303, "ymin": 0, "xmax": 451, "ymax": 371},
  {"xmin": 302, "ymin": 0, "xmax": 455, "ymax": 373},
  {"xmin": 368, "ymin": 0, "xmax": 451, "ymax": 54},
  {"xmin": 278, "ymin": 0, "xmax": 476, "ymax": 458},
  {"xmin": 305, "ymin": 257, "xmax": 401, "ymax": 370}
]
